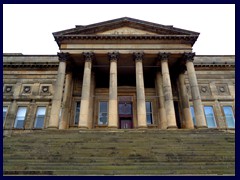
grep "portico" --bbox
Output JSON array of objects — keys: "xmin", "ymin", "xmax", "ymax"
[{"xmin": 48, "ymin": 17, "xmax": 207, "ymax": 130}]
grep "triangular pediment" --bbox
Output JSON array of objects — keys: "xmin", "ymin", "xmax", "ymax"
[
  {"xmin": 96, "ymin": 27, "xmax": 158, "ymax": 35},
  {"xmin": 53, "ymin": 17, "xmax": 200, "ymax": 36}
]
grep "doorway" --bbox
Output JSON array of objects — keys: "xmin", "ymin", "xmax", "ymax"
[{"xmin": 118, "ymin": 102, "xmax": 133, "ymax": 129}]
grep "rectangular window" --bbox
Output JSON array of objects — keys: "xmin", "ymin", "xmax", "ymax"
[
  {"xmin": 34, "ymin": 107, "xmax": 46, "ymax": 129},
  {"xmin": 204, "ymin": 106, "xmax": 217, "ymax": 128},
  {"xmin": 98, "ymin": 101, "xmax": 108, "ymax": 125},
  {"xmin": 3, "ymin": 106, "xmax": 8, "ymax": 125},
  {"xmin": 190, "ymin": 106, "xmax": 196, "ymax": 126},
  {"xmin": 74, "ymin": 102, "xmax": 80, "ymax": 125},
  {"xmin": 14, "ymin": 107, "xmax": 27, "ymax": 129},
  {"xmin": 146, "ymin": 101, "xmax": 153, "ymax": 124},
  {"xmin": 223, "ymin": 106, "xmax": 235, "ymax": 128}
]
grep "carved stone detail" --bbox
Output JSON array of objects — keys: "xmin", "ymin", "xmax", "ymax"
[
  {"xmin": 83, "ymin": 52, "xmax": 94, "ymax": 61},
  {"xmin": 158, "ymin": 52, "xmax": 170, "ymax": 61},
  {"xmin": 133, "ymin": 52, "xmax": 144, "ymax": 61},
  {"xmin": 183, "ymin": 52, "xmax": 195, "ymax": 62},
  {"xmin": 5, "ymin": 86, "xmax": 12, "ymax": 93},
  {"xmin": 216, "ymin": 84, "xmax": 230, "ymax": 95},
  {"xmin": 199, "ymin": 84, "xmax": 211, "ymax": 96},
  {"xmin": 42, "ymin": 86, "xmax": 49, "ymax": 93},
  {"xmin": 23, "ymin": 86, "xmax": 31, "ymax": 93},
  {"xmin": 108, "ymin": 51, "xmax": 119, "ymax": 61},
  {"xmin": 57, "ymin": 52, "xmax": 70, "ymax": 62}
]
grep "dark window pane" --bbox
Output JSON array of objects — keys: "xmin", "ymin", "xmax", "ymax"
[
  {"xmin": 100, "ymin": 102, "xmax": 108, "ymax": 112},
  {"xmin": 34, "ymin": 107, "xmax": 46, "ymax": 129},
  {"xmin": 190, "ymin": 106, "xmax": 196, "ymax": 126},
  {"xmin": 74, "ymin": 102, "xmax": 80, "ymax": 125},
  {"xmin": 147, "ymin": 114, "xmax": 152, "ymax": 124},
  {"xmin": 15, "ymin": 119, "xmax": 24, "ymax": 128},
  {"xmin": 146, "ymin": 102, "xmax": 151, "ymax": 113},
  {"xmin": 118, "ymin": 103, "xmax": 132, "ymax": 114}
]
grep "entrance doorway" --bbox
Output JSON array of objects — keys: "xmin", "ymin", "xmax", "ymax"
[{"xmin": 118, "ymin": 102, "xmax": 133, "ymax": 129}]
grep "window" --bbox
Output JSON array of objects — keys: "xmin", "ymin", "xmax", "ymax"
[
  {"xmin": 34, "ymin": 107, "xmax": 46, "ymax": 129},
  {"xmin": 146, "ymin": 101, "xmax": 153, "ymax": 124},
  {"xmin": 223, "ymin": 106, "xmax": 235, "ymax": 128},
  {"xmin": 204, "ymin": 106, "xmax": 217, "ymax": 128},
  {"xmin": 14, "ymin": 107, "xmax": 27, "ymax": 129},
  {"xmin": 190, "ymin": 106, "xmax": 196, "ymax": 126},
  {"xmin": 3, "ymin": 106, "xmax": 8, "ymax": 125},
  {"xmin": 98, "ymin": 101, "xmax": 108, "ymax": 125},
  {"xmin": 74, "ymin": 102, "xmax": 80, "ymax": 125}
]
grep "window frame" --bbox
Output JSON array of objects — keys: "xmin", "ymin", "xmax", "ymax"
[
  {"xmin": 34, "ymin": 106, "xmax": 47, "ymax": 129},
  {"xmin": 14, "ymin": 106, "xmax": 28, "ymax": 129},
  {"xmin": 190, "ymin": 106, "xmax": 196, "ymax": 126},
  {"xmin": 146, "ymin": 101, "xmax": 153, "ymax": 125},
  {"xmin": 203, "ymin": 106, "xmax": 217, "ymax": 128},
  {"xmin": 73, "ymin": 101, "xmax": 81, "ymax": 126},
  {"xmin": 222, "ymin": 106, "xmax": 235, "ymax": 128},
  {"xmin": 98, "ymin": 101, "xmax": 108, "ymax": 125},
  {"xmin": 3, "ymin": 106, "xmax": 9, "ymax": 127}
]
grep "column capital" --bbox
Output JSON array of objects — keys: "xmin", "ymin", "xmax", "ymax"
[
  {"xmin": 57, "ymin": 52, "xmax": 70, "ymax": 62},
  {"xmin": 108, "ymin": 51, "xmax": 119, "ymax": 62},
  {"xmin": 133, "ymin": 52, "xmax": 144, "ymax": 61},
  {"xmin": 158, "ymin": 52, "xmax": 170, "ymax": 62},
  {"xmin": 83, "ymin": 52, "xmax": 94, "ymax": 61},
  {"xmin": 183, "ymin": 52, "xmax": 195, "ymax": 62}
]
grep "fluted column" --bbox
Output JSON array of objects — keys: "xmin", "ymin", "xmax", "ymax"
[
  {"xmin": 183, "ymin": 52, "xmax": 207, "ymax": 128},
  {"xmin": 78, "ymin": 52, "xmax": 94, "ymax": 128},
  {"xmin": 134, "ymin": 52, "xmax": 147, "ymax": 128},
  {"xmin": 158, "ymin": 53, "xmax": 177, "ymax": 129},
  {"xmin": 48, "ymin": 52, "xmax": 69, "ymax": 129},
  {"xmin": 59, "ymin": 72, "xmax": 73, "ymax": 129},
  {"xmin": 108, "ymin": 52, "xmax": 119, "ymax": 128},
  {"xmin": 178, "ymin": 69, "xmax": 194, "ymax": 129},
  {"xmin": 156, "ymin": 71, "xmax": 167, "ymax": 129}
]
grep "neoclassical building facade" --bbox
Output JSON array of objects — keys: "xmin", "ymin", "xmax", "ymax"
[{"xmin": 3, "ymin": 17, "xmax": 235, "ymax": 131}]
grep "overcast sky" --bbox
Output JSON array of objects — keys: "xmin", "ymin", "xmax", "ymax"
[{"xmin": 3, "ymin": 4, "xmax": 235, "ymax": 55}]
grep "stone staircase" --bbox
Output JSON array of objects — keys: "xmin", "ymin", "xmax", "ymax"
[{"xmin": 3, "ymin": 129, "xmax": 235, "ymax": 175}]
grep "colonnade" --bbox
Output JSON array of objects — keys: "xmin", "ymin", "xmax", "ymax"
[{"xmin": 48, "ymin": 52, "xmax": 207, "ymax": 129}]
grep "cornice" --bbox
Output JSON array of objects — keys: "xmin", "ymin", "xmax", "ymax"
[{"xmin": 3, "ymin": 62, "xmax": 59, "ymax": 68}]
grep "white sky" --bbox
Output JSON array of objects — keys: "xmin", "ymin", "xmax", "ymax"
[{"xmin": 3, "ymin": 4, "xmax": 235, "ymax": 55}]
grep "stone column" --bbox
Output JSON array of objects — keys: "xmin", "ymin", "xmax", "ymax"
[
  {"xmin": 48, "ymin": 52, "xmax": 69, "ymax": 129},
  {"xmin": 158, "ymin": 53, "xmax": 177, "ymax": 129},
  {"xmin": 156, "ymin": 71, "xmax": 167, "ymax": 129},
  {"xmin": 134, "ymin": 52, "xmax": 147, "ymax": 128},
  {"xmin": 59, "ymin": 72, "xmax": 73, "ymax": 129},
  {"xmin": 183, "ymin": 52, "xmax": 207, "ymax": 128},
  {"xmin": 108, "ymin": 52, "xmax": 119, "ymax": 128},
  {"xmin": 178, "ymin": 70, "xmax": 194, "ymax": 129},
  {"xmin": 78, "ymin": 52, "xmax": 94, "ymax": 128}
]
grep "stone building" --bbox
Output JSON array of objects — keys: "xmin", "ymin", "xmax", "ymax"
[{"xmin": 3, "ymin": 17, "xmax": 235, "ymax": 131}]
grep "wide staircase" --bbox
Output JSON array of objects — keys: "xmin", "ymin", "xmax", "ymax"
[{"xmin": 3, "ymin": 129, "xmax": 235, "ymax": 175}]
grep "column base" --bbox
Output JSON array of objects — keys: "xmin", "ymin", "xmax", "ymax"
[
  {"xmin": 138, "ymin": 126, "xmax": 147, "ymax": 129},
  {"xmin": 78, "ymin": 126, "xmax": 89, "ymax": 129},
  {"xmin": 167, "ymin": 126, "xmax": 178, "ymax": 129},
  {"xmin": 47, "ymin": 126, "xmax": 58, "ymax": 130},
  {"xmin": 108, "ymin": 126, "xmax": 118, "ymax": 129},
  {"xmin": 196, "ymin": 126, "xmax": 208, "ymax": 129}
]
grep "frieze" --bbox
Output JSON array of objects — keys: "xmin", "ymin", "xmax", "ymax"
[{"xmin": 5, "ymin": 86, "xmax": 13, "ymax": 93}]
